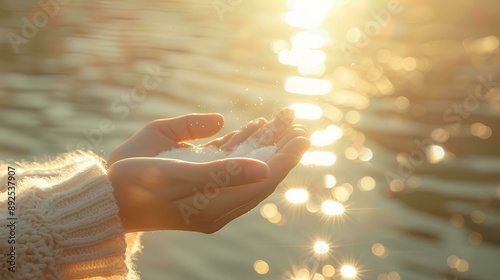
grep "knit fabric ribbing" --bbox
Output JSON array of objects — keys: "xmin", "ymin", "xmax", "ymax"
[{"xmin": 0, "ymin": 151, "xmax": 141, "ymax": 280}]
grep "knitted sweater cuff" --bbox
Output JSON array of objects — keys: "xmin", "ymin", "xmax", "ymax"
[{"xmin": 1, "ymin": 151, "xmax": 141, "ymax": 280}]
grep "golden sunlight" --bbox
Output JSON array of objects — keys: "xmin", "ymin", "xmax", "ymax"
[
  {"xmin": 284, "ymin": 76, "xmax": 331, "ymax": 95},
  {"xmin": 260, "ymin": 203, "xmax": 278, "ymax": 219},
  {"xmin": 428, "ymin": 145, "xmax": 445, "ymax": 164},
  {"xmin": 313, "ymin": 241, "xmax": 329, "ymax": 254},
  {"xmin": 278, "ymin": 49, "xmax": 327, "ymax": 67},
  {"xmin": 282, "ymin": 0, "xmax": 336, "ymax": 29},
  {"xmin": 254, "ymin": 260, "xmax": 270, "ymax": 275},
  {"xmin": 322, "ymin": 265, "xmax": 335, "ymax": 277},
  {"xmin": 289, "ymin": 103, "xmax": 323, "ymax": 120},
  {"xmin": 340, "ymin": 265, "xmax": 357, "ymax": 278},
  {"xmin": 285, "ymin": 189, "xmax": 309, "ymax": 204},
  {"xmin": 324, "ymin": 174, "xmax": 336, "ymax": 188},
  {"xmin": 291, "ymin": 31, "xmax": 324, "ymax": 49},
  {"xmin": 300, "ymin": 151, "xmax": 336, "ymax": 166},
  {"xmin": 321, "ymin": 200, "xmax": 345, "ymax": 216},
  {"xmin": 311, "ymin": 125, "xmax": 343, "ymax": 146}
]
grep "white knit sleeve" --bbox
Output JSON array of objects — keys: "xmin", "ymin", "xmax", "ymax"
[{"xmin": 0, "ymin": 151, "xmax": 141, "ymax": 280}]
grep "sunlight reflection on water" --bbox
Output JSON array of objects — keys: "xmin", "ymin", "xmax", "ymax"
[
  {"xmin": 276, "ymin": 1, "xmax": 360, "ymax": 278},
  {"xmin": 3, "ymin": 0, "xmax": 499, "ymax": 279}
]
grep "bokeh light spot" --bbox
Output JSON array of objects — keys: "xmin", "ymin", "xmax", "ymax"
[
  {"xmin": 311, "ymin": 125, "xmax": 343, "ymax": 146},
  {"xmin": 468, "ymin": 232, "xmax": 483, "ymax": 245},
  {"xmin": 313, "ymin": 241, "xmax": 329, "ymax": 254},
  {"xmin": 428, "ymin": 145, "xmax": 445, "ymax": 163},
  {"xmin": 289, "ymin": 103, "xmax": 323, "ymax": 119},
  {"xmin": 358, "ymin": 176, "xmax": 376, "ymax": 191},
  {"xmin": 285, "ymin": 189, "xmax": 309, "ymax": 204},
  {"xmin": 450, "ymin": 214, "xmax": 465, "ymax": 227},
  {"xmin": 322, "ymin": 265, "xmax": 335, "ymax": 277},
  {"xmin": 371, "ymin": 243, "xmax": 388, "ymax": 258},
  {"xmin": 470, "ymin": 210, "xmax": 485, "ymax": 224},
  {"xmin": 333, "ymin": 186, "xmax": 351, "ymax": 202},
  {"xmin": 325, "ymin": 174, "xmax": 336, "ymax": 189},
  {"xmin": 254, "ymin": 260, "xmax": 269, "ymax": 275},
  {"xmin": 340, "ymin": 265, "xmax": 357, "ymax": 278},
  {"xmin": 389, "ymin": 179, "xmax": 405, "ymax": 192},
  {"xmin": 285, "ymin": 76, "xmax": 331, "ymax": 95},
  {"xmin": 260, "ymin": 203, "xmax": 278, "ymax": 219},
  {"xmin": 471, "ymin": 122, "xmax": 492, "ymax": 139},
  {"xmin": 301, "ymin": 151, "xmax": 336, "ymax": 166},
  {"xmin": 321, "ymin": 200, "xmax": 345, "ymax": 216}
]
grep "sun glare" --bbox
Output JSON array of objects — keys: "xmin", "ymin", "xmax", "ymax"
[
  {"xmin": 321, "ymin": 200, "xmax": 345, "ymax": 216},
  {"xmin": 311, "ymin": 125, "xmax": 343, "ymax": 146},
  {"xmin": 340, "ymin": 265, "xmax": 357, "ymax": 278},
  {"xmin": 284, "ymin": 76, "xmax": 331, "ymax": 95},
  {"xmin": 300, "ymin": 151, "xmax": 336, "ymax": 166},
  {"xmin": 285, "ymin": 189, "xmax": 309, "ymax": 204},
  {"xmin": 279, "ymin": 49, "xmax": 327, "ymax": 67},
  {"xmin": 282, "ymin": 0, "xmax": 336, "ymax": 29},
  {"xmin": 313, "ymin": 241, "xmax": 329, "ymax": 254},
  {"xmin": 289, "ymin": 103, "xmax": 323, "ymax": 120}
]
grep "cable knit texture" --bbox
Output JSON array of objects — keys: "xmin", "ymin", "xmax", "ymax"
[{"xmin": 0, "ymin": 151, "xmax": 141, "ymax": 280}]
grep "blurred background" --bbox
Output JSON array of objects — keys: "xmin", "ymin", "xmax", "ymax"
[{"xmin": 1, "ymin": 0, "xmax": 500, "ymax": 279}]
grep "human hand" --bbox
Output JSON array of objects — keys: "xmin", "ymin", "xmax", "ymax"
[{"xmin": 107, "ymin": 109, "xmax": 310, "ymax": 233}]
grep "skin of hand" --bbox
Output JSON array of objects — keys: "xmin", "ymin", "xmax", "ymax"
[{"xmin": 107, "ymin": 109, "xmax": 310, "ymax": 234}]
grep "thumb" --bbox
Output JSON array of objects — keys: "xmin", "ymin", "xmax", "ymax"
[{"xmin": 151, "ymin": 113, "xmax": 225, "ymax": 142}]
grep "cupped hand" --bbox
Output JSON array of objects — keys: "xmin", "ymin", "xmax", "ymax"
[{"xmin": 107, "ymin": 109, "xmax": 310, "ymax": 233}]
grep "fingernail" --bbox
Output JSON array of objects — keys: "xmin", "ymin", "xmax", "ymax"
[{"xmin": 244, "ymin": 163, "xmax": 270, "ymax": 182}]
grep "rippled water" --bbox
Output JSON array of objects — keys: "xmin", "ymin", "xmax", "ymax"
[{"xmin": 1, "ymin": 0, "xmax": 500, "ymax": 279}]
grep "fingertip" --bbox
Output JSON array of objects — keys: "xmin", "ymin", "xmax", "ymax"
[
  {"xmin": 190, "ymin": 113, "xmax": 225, "ymax": 136},
  {"xmin": 296, "ymin": 136, "xmax": 312, "ymax": 153},
  {"xmin": 205, "ymin": 113, "xmax": 224, "ymax": 128}
]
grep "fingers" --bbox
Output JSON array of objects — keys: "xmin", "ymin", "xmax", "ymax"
[
  {"xmin": 265, "ymin": 137, "xmax": 311, "ymax": 184},
  {"xmin": 200, "ymin": 131, "xmax": 238, "ymax": 148},
  {"xmin": 275, "ymin": 126, "xmax": 308, "ymax": 152},
  {"xmin": 215, "ymin": 137, "xmax": 311, "ymax": 223},
  {"xmin": 247, "ymin": 108, "xmax": 295, "ymax": 147},
  {"xmin": 108, "ymin": 113, "xmax": 225, "ymax": 166},
  {"xmin": 219, "ymin": 118, "xmax": 267, "ymax": 150},
  {"xmin": 110, "ymin": 157, "xmax": 271, "ymax": 199},
  {"xmin": 174, "ymin": 136, "xmax": 310, "ymax": 230},
  {"xmin": 150, "ymin": 113, "xmax": 225, "ymax": 143},
  {"xmin": 183, "ymin": 158, "xmax": 270, "ymax": 194}
]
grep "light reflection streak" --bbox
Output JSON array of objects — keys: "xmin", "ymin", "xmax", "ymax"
[
  {"xmin": 298, "ymin": 64, "xmax": 326, "ymax": 76},
  {"xmin": 321, "ymin": 200, "xmax": 345, "ymax": 216},
  {"xmin": 291, "ymin": 31, "xmax": 324, "ymax": 49},
  {"xmin": 278, "ymin": 48, "xmax": 327, "ymax": 67},
  {"xmin": 281, "ymin": 0, "xmax": 336, "ymax": 30},
  {"xmin": 289, "ymin": 103, "xmax": 323, "ymax": 120},
  {"xmin": 313, "ymin": 241, "xmax": 329, "ymax": 254},
  {"xmin": 311, "ymin": 125, "xmax": 343, "ymax": 146},
  {"xmin": 341, "ymin": 265, "xmax": 357, "ymax": 278},
  {"xmin": 285, "ymin": 188, "xmax": 309, "ymax": 204},
  {"xmin": 300, "ymin": 151, "xmax": 336, "ymax": 166},
  {"xmin": 275, "ymin": 0, "xmax": 368, "ymax": 279},
  {"xmin": 284, "ymin": 76, "xmax": 331, "ymax": 95}
]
